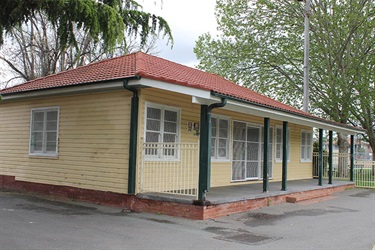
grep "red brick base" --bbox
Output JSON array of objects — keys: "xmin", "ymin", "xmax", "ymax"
[{"xmin": 0, "ymin": 175, "xmax": 354, "ymax": 220}]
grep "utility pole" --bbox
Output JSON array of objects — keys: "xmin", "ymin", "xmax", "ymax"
[{"xmin": 298, "ymin": 0, "xmax": 311, "ymax": 113}]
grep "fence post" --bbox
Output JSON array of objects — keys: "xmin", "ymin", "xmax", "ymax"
[{"xmin": 350, "ymin": 135, "xmax": 354, "ymax": 182}]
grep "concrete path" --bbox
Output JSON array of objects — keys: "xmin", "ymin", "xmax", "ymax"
[{"xmin": 0, "ymin": 188, "xmax": 374, "ymax": 250}]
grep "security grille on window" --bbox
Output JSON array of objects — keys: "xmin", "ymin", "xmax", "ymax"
[
  {"xmin": 145, "ymin": 104, "xmax": 179, "ymax": 159},
  {"xmin": 211, "ymin": 117, "xmax": 229, "ymax": 160},
  {"xmin": 29, "ymin": 107, "xmax": 59, "ymax": 156},
  {"xmin": 300, "ymin": 130, "xmax": 313, "ymax": 162}
]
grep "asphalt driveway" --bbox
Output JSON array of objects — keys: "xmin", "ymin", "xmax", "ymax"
[{"xmin": 0, "ymin": 188, "xmax": 374, "ymax": 250}]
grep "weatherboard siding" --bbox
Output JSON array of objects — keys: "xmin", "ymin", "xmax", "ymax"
[
  {"xmin": 137, "ymin": 89, "xmax": 313, "ymax": 190},
  {"xmin": 209, "ymin": 109, "xmax": 313, "ymax": 187},
  {"xmin": 0, "ymin": 91, "xmax": 131, "ymax": 193},
  {"xmin": 136, "ymin": 88, "xmax": 201, "ymax": 193}
]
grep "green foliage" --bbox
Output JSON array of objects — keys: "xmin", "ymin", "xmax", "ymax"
[
  {"xmin": 194, "ymin": 0, "xmax": 374, "ymax": 153},
  {"xmin": 0, "ymin": 0, "xmax": 173, "ymax": 51}
]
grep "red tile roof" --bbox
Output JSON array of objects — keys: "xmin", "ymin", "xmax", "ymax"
[{"xmin": 0, "ymin": 52, "xmax": 362, "ymax": 131}]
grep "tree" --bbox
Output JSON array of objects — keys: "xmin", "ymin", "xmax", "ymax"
[
  {"xmin": 0, "ymin": 9, "xmax": 163, "ymax": 88},
  {"xmin": 194, "ymin": 0, "xmax": 375, "ymax": 160},
  {"xmin": 0, "ymin": 0, "xmax": 172, "ymax": 89},
  {"xmin": 0, "ymin": 0, "xmax": 172, "ymax": 50}
]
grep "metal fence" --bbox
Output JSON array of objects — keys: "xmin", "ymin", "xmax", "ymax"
[
  {"xmin": 312, "ymin": 152, "xmax": 351, "ymax": 179},
  {"xmin": 140, "ymin": 143, "xmax": 199, "ymax": 197},
  {"xmin": 354, "ymin": 161, "xmax": 375, "ymax": 188},
  {"xmin": 312, "ymin": 152, "xmax": 375, "ymax": 188}
]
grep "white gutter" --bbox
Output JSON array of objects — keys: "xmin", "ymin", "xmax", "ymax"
[
  {"xmin": 127, "ymin": 78, "xmax": 212, "ymax": 99},
  {"xmin": 192, "ymin": 96, "xmax": 362, "ymax": 135}
]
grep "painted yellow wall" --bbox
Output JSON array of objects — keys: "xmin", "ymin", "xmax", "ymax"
[
  {"xmin": 0, "ymin": 87, "xmax": 314, "ymax": 195},
  {"xmin": 136, "ymin": 88, "xmax": 201, "ymax": 193},
  {"xmin": 138, "ymin": 89, "xmax": 314, "ymax": 190},
  {"xmin": 0, "ymin": 91, "xmax": 131, "ymax": 193}
]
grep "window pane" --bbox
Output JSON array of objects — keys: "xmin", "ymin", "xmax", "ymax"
[
  {"xmin": 219, "ymin": 128, "xmax": 228, "ymax": 138},
  {"xmin": 276, "ymin": 128, "xmax": 282, "ymax": 143},
  {"xmin": 276, "ymin": 144, "xmax": 281, "ymax": 159},
  {"xmin": 306, "ymin": 132, "xmax": 312, "ymax": 145},
  {"xmin": 301, "ymin": 132, "xmax": 306, "ymax": 145},
  {"xmin": 32, "ymin": 141, "xmax": 43, "ymax": 151},
  {"xmin": 246, "ymin": 162, "xmax": 259, "ymax": 178},
  {"xmin": 146, "ymin": 132, "xmax": 159, "ymax": 143},
  {"xmin": 164, "ymin": 110, "xmax": 177, "ymax": 122},
  {"xmin": 33, "ymin": 112, "xmax": 44, "ymax": 122},
  {"xmin": 164, "ymin": 121, "xmax": 177, "ymax": 133},
  {"xmin": 33, "ymin": 121, "xmax": 44, "ymax": 131},
  {"xmin": 233, "ymin": 141, "xmax": 246, "ymax": 160},
  {"xmin": 46, "ymin": 132, "xmax": 57, "ymax": 142},
  {"xmin": 211, "ymin": 118, "xmax": 217, "ymax": 137},
  {"xmin": 219, "ymin": 139, "xmax": 227, "ymax": 147},
  {"xmin": 233, "ymin": 122, "xmax": 246, "ymax": 140},
  {"xmin": 301, "ymin": 145, "xmax": 306, "ymax": 159},
  {"xmin": 147, "ymin": 107, "xmax": 161, "ymax": 119},
  {"xmin": 232, "ymin": 161, "xmax": 245, "ymax": 181},
  {"xmin": 47, "ymin": 111, "xmax": 57, "ymax": 121},
  {"xmin": 46, "ymin": 142, "xmax": 56, "ymax": 152},
  {"xmin": 218, "ymin": 148, "xmax": 226, "ymax": 157},
  {"xmin": 211, "ymin": 138, "xmax": 216, "ymax": 157},
  {"xmin": 46, "ymin": 121, "xmax": 57, "ymax": 131},
  {"xmin": 247, "ymin": 142, "xmax": 259, "ymax": 161},
  {"xmin": 33, "ymin": 132, "xmax": 43, "ymax": 142},
  {"xmin": 146, "ymin": 119, "xmax": 160, "ymax": 131},
  {"xmin": 247, "ymin": 127, "xmax": 259, "ymax": 142},
  {"xmin": 306, "ymin": 145, "xmax": 312, "ymax": 159},
  {"xmin": 163, "ymin": 133, "xmax": 176, "ymax": 143},
  {"xmin": 219, "ymin": 119, "xmax": 228, "ymax": 129}
]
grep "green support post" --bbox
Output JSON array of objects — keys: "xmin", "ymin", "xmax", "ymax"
[
  {"xmin": 198, "ymin": 105, "xmax": 210, "ymax": 201},
  {"xmin": 281, "ymin": 121, "xmax": 288, "ymax": 191},
  {"xmin": 263, "ymin": 118, "xmax": 270, "ymax": 192},
  {"xmin": 318, "ymin": 129, "xmax": 323, "ymax": 186},
  {"xmin": 197, "ymin": 98, "xmax": 227, "ymax": 202},
  {"xmin": 350, "ymin": 134, "xmax": 354, "ymax": 182},
  {"xmin": 123, "ymin": 79, "xmax": 140, "ymax": 195},
  {"xmin": 328, "ymin": 131, "xmax": 333, "ymax": 184}
]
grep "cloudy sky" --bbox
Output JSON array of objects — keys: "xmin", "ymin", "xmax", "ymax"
[
  {"xmin": 0, "ymin": 1, "xmax": 218, "ymax": 88},
  {"xmin": 141, "ymin": 0, "xmax": 218, "ymax": 67}
]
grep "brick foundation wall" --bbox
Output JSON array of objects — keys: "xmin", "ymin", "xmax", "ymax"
[{"xmin": 0, "ymin": 175, "xmax": 355, "ymax": 220}]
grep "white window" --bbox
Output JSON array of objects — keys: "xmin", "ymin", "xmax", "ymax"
[
  {"xmin": 300, "ymin": 130, "xmax": 313, "ymax": 162},
  {"xmin": 275, "ymin": 126, "xmax": 290, "ymax": 162},
  {"xmin": 29, "ymin": 107, "xmax": 59, "ymax": 156},
  {"xmin": 211, "ymin": 116, "xmax": 229, "ymax": 160},
  {"xmin": 145, "ymin": 103, "xmax": 180, "ymax": 159}
]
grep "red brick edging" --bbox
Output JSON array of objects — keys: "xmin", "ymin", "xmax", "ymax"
[{"xmin": 0, "ymin": 175, "xmax": 354, "ymax": 220}]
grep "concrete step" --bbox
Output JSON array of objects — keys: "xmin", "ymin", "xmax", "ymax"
[
  {"xmin": 286, "ymin": 189, "xmax": 331, "ymax": 203},
  {"xmin": 295, "ymin": 195, "xmax": 336, "ymax": 205}
]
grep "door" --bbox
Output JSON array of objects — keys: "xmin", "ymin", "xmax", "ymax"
[
  {"xmin": 232, "ymin": 121, "xmax": 272, "ymax": 181},
  {"xmin": 232, "ymin": 121, "xmax": 261, "ymax": 181}
]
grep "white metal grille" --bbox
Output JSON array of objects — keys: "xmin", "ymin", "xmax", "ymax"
[{"xmin": 140, "ymin": 143, "xmax": 199, "ymax": 197}]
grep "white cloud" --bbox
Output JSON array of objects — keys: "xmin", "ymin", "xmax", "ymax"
[{"xmin": 141, "ymin": 0, "xmax": 217, "ymax": 67}]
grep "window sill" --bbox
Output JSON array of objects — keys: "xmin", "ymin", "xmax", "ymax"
[
  {"xmin": 29, "ymin": 154, "xmax": 58, "ymax": 159},
  {"xmin": 211, "ymin": 158, "xmax": 231, "ymax": 163}
]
